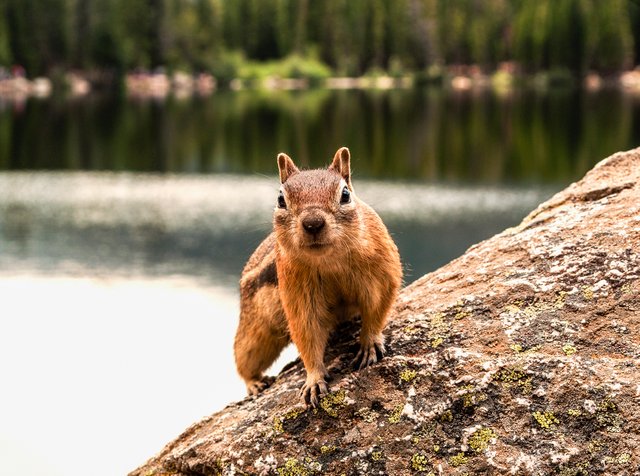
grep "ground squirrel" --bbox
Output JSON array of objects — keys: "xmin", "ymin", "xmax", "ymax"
[{"xmin": 234, "ymin": 147, "xmax": 402, "ymax": 406}]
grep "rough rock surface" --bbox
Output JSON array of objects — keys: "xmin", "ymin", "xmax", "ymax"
[{"xmin": 131, "ymin": 149, "xmax": 640, "ymax": 476}]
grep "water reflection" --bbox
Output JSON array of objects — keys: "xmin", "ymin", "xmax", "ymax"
[
  {"xmin": 1, "ymin": 88, "xmax": 638, "ymax": 181},
  {"xmin": 0, "ymin": 172, "xmax": 554, "ymax": 285}
]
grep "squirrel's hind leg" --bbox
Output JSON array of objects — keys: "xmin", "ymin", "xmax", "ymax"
[{"xmin": 234, "ymin": 288, "xmax": 289, "ymax": 396}]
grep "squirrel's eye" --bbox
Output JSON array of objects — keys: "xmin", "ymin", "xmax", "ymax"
[
  {"xmin": 340, "ymin": 186, "xmax": 351, "ymax": 204},
  {"xmin": 277, "ymin": 191, "xmax": 287, "ymax": 209}
]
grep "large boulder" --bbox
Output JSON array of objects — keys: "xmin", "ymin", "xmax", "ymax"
[{"xmin": 131, "ymin": 148, "xmax": 640, "ymax": 476}]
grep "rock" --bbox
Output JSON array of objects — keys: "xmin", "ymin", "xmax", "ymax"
[{"xmin": 130, "ymin": 149, "xmax": 640, "ymax": 476}]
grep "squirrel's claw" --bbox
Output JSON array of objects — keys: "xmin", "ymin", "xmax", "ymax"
[
  {"xmin": 246, "ymin": 375, "xmax": 275, "ymax": 396},
  {"xmin": 353, "ymin": 341, "xmax": 385, "ymax": 370},
  {"xmin": 300, "ymin": 377, "xmax": 328, "ymax": 407}
]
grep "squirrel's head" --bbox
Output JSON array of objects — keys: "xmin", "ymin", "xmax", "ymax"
[{"xmin": 274, "ymin": 147, "xmax": 360, "ymax": 259}]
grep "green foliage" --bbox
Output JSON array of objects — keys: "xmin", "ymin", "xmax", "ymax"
[
  {"xmin": 0, "ymin": 0, "xmax": 12, "ymax": 65},
  {"xmin": 4, "ymin": 0, "xmax": 70, "ymax": 75},
  {"xmin": 237, "ymin": 54, "xmax": 331, "ymax": 84},
  {"xmin": 513, "ymin": 0, "xmax": 635, "ymax": 74},
  {"xmin": 0, "ymin": 0, "xmax": 638, "ymax": 78},
  {"xmin": 210, "ymin": 50, "xmax": 246, "ymax": 86}
]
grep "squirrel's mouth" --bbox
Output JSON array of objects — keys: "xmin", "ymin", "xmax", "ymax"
[{"xmin": 306, "ymin": 242, "xmax": 329, "ymax": 251}]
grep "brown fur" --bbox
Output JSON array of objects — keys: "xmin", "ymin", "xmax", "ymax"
[{"xmin": 234, "ymin": 147, "xmax": 402, "ymax": 406}]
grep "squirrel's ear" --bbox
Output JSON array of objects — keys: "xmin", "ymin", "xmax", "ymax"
[
  {"xmin": 277, "ymin": 153, "xmax": 299, "ymax": 183},
  {"xmin": 329, "ymin": 147, "xmax": 351, "ymax": 186}
]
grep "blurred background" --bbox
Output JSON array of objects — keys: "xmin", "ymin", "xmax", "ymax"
[{"xmin": 1, "ymin": 1, "xmax": 640, "ymax": 475}]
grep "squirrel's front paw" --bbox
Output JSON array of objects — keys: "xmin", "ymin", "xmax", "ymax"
[
  {"xmin": 353, "ymin": 340, "xmax": 385, "ymax": 370},
  {"xmin": 246, "ymin": 375, "xmax": 276, "ymax": 396},
  {"xmin": 299, "ymin": 374, "xmax": 328, "ymax": 407}
]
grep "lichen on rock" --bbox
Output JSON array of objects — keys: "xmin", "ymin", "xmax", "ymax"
[{"xmin": 130, "ymin": 148, "xmax": 640, "ymax": 476}]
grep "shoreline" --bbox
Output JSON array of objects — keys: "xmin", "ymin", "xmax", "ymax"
[{"xmin": 1, "ymin": 67, "xmax": 640, "ymax": 101}]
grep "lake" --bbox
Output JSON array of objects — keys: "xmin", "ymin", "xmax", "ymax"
[{"xmin": 0, "ymin": 86, "xmax": 638, "ymax": 476}]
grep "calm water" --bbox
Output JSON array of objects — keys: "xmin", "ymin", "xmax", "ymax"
[
  {"xmin": 2, "ymin": 87, "xmax": 639, "ymax": 180},
  {"xmin": 1, "ymin": 87, "xmax": 638, "ymax": 476}
]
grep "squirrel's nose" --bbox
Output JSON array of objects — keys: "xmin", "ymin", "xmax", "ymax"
[{"xmin": 302, "ymin": 215, "xmax": 326, "ymax": 235}]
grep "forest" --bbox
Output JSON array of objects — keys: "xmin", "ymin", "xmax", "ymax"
[{"xmin": 0, "ymin": 0, "xmax": 639, "ymax": 80}]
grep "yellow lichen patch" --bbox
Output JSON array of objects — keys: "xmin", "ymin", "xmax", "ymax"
[
  {"xmin": 356, "ymin": 406, "xmax": 378, "ymax": 423},
  {"xmin": 510, "ymin": 343, "xmax": 541, "ymax": 355},
  {"xmin": 505, "ymin": 296, "xmax": 567, "ymax": 320},
  {"xmin": 449, "ymin": 300, "xmax": 472, "ymax": 320},
  {"xmin": 460, "ymin": 384, "xmax": 487, "ymax": 408},
  {"xmin": 504, "ymin": 304, "xmax": 521, "ymax": 314},
  {"xmin": 582, "ymin": 285, "xmax": 594, "ymax": 300},
  {"xmin": 562, "ymin": 343, "xmax": 577, "ymax": 356},
  {"xmin": 431, "ymin": 337, "xmax": 444, "ymax": 348},
  {"xmin": 495, "ymin": 367, "xmax": 526, "ymax": 382},
  {"xmin": 558, "ymin": 461, "xmax": 591, "ymax": 476},
  {"xmin": 400, "ymin": 368, "xmax": 418, "ymax": 383},
  {"xmin": 430, "ymin": 311, "xmax": 445, "ymax": 327},
  {"xmin": 553, "ymin": 291, "xmax": 567, "ymax": 309},
  {"xmin": 596, "ymin": 399, "xmax": 622, "ymax": 431},
  {"xmin": 468, "ymin": 427, "xmax": 496, "ymax": 452},
  {"xmin": 439, "ymin": 409, "xmax": 453, "ymax": 423},
  {"xmin": 370, "ymin": 450, "xmax": 383, "ymax": 462},
  {"xmin": 432, "ymin": 444, "xmax": 440, "ymax": 453},
  {"xmin": 532, "ymin": 410, "xmax": 559, "ymax": 430},
  {"xmin": 621, "ymin": 283, "xmax": 632, "ymax": 294},
  {"xmin": 588, "ymin": 439, "xmax": 606, "ymax": 454},
  {"xmin": 448, "ymin": 452, "xmax": 468, "ymax": 467},
  {"xmin": 616, "ymin": 453, "xmax": 631, "ymax": 464},
  {"xmin": 494, "ymin": 367, "xmax": 532, "ymax": 393},
  {"xmin": 319, "ymin": 390, "xmax": 346, "ymax": 418},
  {"xmin": 523, "ymin": 345, "xmax": 541, "ymax": 354},
  {"xmin": 273, "ymin": 408, "xmax": 304, "ymax": 434},
  {"xmin": 598, "ymin": 399, "xmax": 617, "ymax": 412},
  {"xmin": 404, "ymin": 325, "xmax": 420, "ymax": 335},
  {"xmin": 454, "ymin": 309, "xmax": 470, "ymax": 320},
  {"xmin": 567, "ymin": 408, "xmax": 582, "ymax": 417},
  {"xmin": 273, "ymin": 416, "xmax": 284, "ymax": 434},
  {"xmin": 603, "ymin": 453, "xmax": 632, "ymax": 465},
  {"xmin": 411, "ymin": 424, "xmax": 436, "ymax": 446},
  {"xmin": 320, "ymin": 444, "xmax": 336, "ymax": 455},
  {"xmin": 518, "ymin": 377, "xmax": 532, "ymax": 393},
  {"xmin": 388, "ymin": 403, "xmax": 405, "ymax": 423},
  {"xmin": 410, "ymin": 453, "xmax": 430, "ymax": 472},
  {"xmin": 212, "ymin": 459, "xmax": 225, "ymax": 473},
  {"xmin": 427, "ymin": 312, "xmax": 450, "ymax": 348},
  {"xmin": 276, "ymin": 458, "xmax": 318, "ymax": 476}
]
